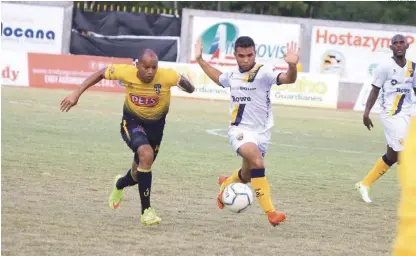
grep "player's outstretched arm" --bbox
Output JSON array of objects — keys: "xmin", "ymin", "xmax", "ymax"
[
  {"xmin": 363, "ymin": 85, "xmax": 380, "ymax": 130},
  {"xmin": 194, "ymin": 39, "xmax": 223, "ymax": 86},
  {"xmin": 60, "ymin": 67, "xmax": 106, "ymax": 112},
  {"xmin": 177, "ymin": 74, "xmax": 195, "ymax": 93},
  {"xmin": 278, "ymin": 42, "xmax": 300, "ymax": 85}
]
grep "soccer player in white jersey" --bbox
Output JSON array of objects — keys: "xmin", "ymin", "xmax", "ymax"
[
  {"xmin": 195, "ymin": 36, "xmax": 300, "ymax": 226},
  {"xmin": 356, "ymin": 34, "xmax": 416, "ymax": 203}
]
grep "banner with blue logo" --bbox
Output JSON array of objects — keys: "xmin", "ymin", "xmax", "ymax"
[
  {"xmin": 1, "ymin": 3, "xmax": 64, "ymax": 54},
  {"xmin": 189, "ymin": 16, "xmax": 301, "ymax": 70}
]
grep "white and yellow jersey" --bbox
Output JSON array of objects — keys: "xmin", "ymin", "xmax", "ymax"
[
  {"xmin": 219, "ymin": 63, "xmax": 282, "ymax": 132},
  {"xmin": 372, "ymin": 58, "xmax": 415, "ymax": 116}
]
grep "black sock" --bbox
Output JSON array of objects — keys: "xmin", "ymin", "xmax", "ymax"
[
  {"xmin": 137, "ymin": 170, "xmax": 152, "ymax": 214},
  {"xmin": 116, "ymin": 169, "xmax": 138, "ymax": 190}
]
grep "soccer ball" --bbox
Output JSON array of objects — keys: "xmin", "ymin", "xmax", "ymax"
[{"xmin": 222, "ymin": 183, "xmax": 253, "ymax": 213}]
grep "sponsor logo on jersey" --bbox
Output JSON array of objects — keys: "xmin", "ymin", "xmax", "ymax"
[
  {"xmin": 129, "ymin": 94, "xmax": 159, "ymax": 107},
  {"xmin": 232, "ymin": 96, "xmax": 252, "ymax": 102}
]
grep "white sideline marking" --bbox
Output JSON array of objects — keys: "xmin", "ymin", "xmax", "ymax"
[{"xmin": 206, "ymin": 128, "xmax": 379, "ymax": 156}]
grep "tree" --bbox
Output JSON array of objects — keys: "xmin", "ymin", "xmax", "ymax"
[{"xmin": 86, "ymin": 1, "xmax": 415, "ymax": 25}]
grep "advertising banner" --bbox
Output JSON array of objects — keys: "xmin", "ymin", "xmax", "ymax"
[
  {"xmin": 1, "ymin": 51, "xmax": 29, "ymax": 86},
  {"xmin": 28, "ymin": 53, "xmax": 131, "ymax": 92},
  {"xmin": 309, "ymin": 26, "xmax": 416, "ymax": 83},
  {"xmin": 189, "ymin": 16, "xmax": 301, "ymax": 71},
  {"xmin": 1, "ymin": 3, "xmax": 65, "ymax": 54}
]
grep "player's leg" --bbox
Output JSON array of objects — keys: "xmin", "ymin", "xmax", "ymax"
[
  {"xmin": 237, "ymin": 142, "xmax": 285, "ymax": 226},
  {"xmin": 364, "ymin": 146, "xmax": 397, "ymax": 186},
  {"xmin": 109, "ymin": 119, "xmax": 139, "ymax": 210},
  {"xmin": 218, "ymin": 158, "xmax": 250, "ymax": 190},
  {"xmin": 115, "ymin": 160, "xmax": 139, "ymax": 189},
  {"xmin": 217, "ymin": 158, "xmax": 250, "ymax": 209},
  {"xmin": 356, "ymin": 114, "xmax": 407, "ymax": 203},
  {"xmin": 217, "ymin": 127, "xmax": 253, "ymax": 209},
  {"xmin": 132, "ymin": 143, "xmax": 161, "ymax": 226},
  {"xmin": 134, "ymin": 123, "xmax": 165, "ymax": 225},
  {"xmin": 355, "ymin": 146, "xmax": 397, "ymax": 203}
]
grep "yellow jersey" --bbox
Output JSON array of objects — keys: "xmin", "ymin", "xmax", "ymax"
[
  {"xmin": 104, "ymin": 64, "xmax": 180, "ymax": 122},
  {"xmin": 393, "ymin": 116, "xmax": 416, "ymax": 256}
]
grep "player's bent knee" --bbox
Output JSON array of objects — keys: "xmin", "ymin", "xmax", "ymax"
[
  {"xmin": 250, "ymin": 157, "xmax": 264, "ymax": 169},
  {"xmin": 137, "ymin": 145, "xmax": 154, "ymax": 168}
]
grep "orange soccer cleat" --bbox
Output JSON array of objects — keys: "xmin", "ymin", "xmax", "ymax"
[{"xmin": 267, "ymin": 211, "xmax": 286, "ymax": 226}]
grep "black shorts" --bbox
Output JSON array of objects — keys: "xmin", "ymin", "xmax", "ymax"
[{"xmin": 120, "ymin": 109, "xmax": 166, "ymax": 164}]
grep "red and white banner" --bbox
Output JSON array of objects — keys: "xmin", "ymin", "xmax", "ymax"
[
  {"xmin": 1, "ymin": 50, "xmax": 29, "ymax": 86},
  {"xmin": 27, "ymin": 53, "xmax": 131, "ymax": 92}
]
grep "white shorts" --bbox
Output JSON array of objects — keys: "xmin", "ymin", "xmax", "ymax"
[
  {"xmin": 227, "ymin": 126, "xmax": 271, "ymax": 157},
  {"xmin": 380, "ymin": 113, "xmax": 411, "ymax": 152}
]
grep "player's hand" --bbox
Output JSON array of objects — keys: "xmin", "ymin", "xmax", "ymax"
[
  {"xmin": 284, "ymin": 41, "xmax": 300, "ymax": 66},
  {"xmin": 195, "ymin": 39, "xmax": 203, "ymax": 61},
  {"xmin": 60, "ymin": 91, "xmax": 80, "ymax": 112},
  {"xmin": 363, "ymin": 114, "xmax": 374, "ymax": 130}
]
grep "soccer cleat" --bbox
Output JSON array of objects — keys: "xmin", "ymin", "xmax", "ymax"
[
  {"xmin": 141, "ymin": 207, "xmax": 161, "ymax": 226},
  {"xmin": 109, "ymin": 175, "xmax": 124, "ymax": 209},
  {"xmin": 268, "ymin": 211, "xmax": 286, "ymax": 226},
  {"xmin": 355, "ymin": 182, "xmax": 372, "ymax": 203},
  {"xmin": 216, "ymin": 176, "xmax": 228, "ymax": 209}
]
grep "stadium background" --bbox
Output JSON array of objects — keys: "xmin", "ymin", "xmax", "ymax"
[{"xmin": 1, "ymin": 1, "xmax": 416, "ymax": 256}]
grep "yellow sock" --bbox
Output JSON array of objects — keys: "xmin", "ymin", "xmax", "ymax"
[
  {"xmin": 362, "ymin": 155, "xmax": 394, "ymax": 187},
  {"xmin": 393, "ymin": 117, "xmax": 416, "ymax": 256},
  {"xmin": 251, "ymin": 168, "xmax": 275, "ymax": 213},
  {"xmin": 221, "ymin": 169, "xmax": 244, "ymax": 191}
]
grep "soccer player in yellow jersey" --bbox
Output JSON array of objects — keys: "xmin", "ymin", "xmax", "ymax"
[
  {"xmin": 356, "ymin": 35, "xmax": 416, "ymax": 203},
  {"xmin": 60, "ymin": 49, "xmax": 195, "ymax": 226},
  {"xmin": 393, "ymin": 116, "xmax": 416, "ymax": 256}
]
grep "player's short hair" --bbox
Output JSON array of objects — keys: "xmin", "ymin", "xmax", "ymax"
[
  {"xmin": 234, "ymin": 36, "xmax": 255, "ymax": 51},
  {"xmin": 137, "ymin": 48, "xmax": 158, "ymax": 61},
  {"xmin": 391, "ymin": 34, "xmax": 406, "ymax": 44}
]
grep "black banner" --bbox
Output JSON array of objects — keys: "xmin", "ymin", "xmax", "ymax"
[
  {"xmin": 70, "ymin": 31, "xmax": 178, "ymax": 62},
  {"xmin": 70, "ymin": 8, "xmax": 181, "ymax": 61},
  {"xmin": 72, "ymin": 8, "xmax": 181, "ymax": 37}
]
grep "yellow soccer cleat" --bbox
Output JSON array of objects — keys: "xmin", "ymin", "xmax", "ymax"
[
  {"xmin": 141, "ymin": 207, "xmax": 161, "ymax": 226},
  {"xmin": 109, "ymin": 175, "xmax": 124, "ymax": 209}
]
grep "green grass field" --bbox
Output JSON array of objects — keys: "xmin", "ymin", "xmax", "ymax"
[{"xmin": 2, "ymin": 86, "xmax": 401, "ymax": 256}]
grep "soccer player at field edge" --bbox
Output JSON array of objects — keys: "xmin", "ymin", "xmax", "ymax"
[
  {"xmin": 392, "ymin": 116, "xmax": 416, "ymax": 256},
  {"xmin": 356, "ymin": 34, "xmax": 416, "ymax": 203},
  {"xmin": 195, "ymin": 36, "xmax": 300, "ymax": 226},
  {"xmin": 60, "ymin": 49, "xmax": 195, "ymax": 226}
]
